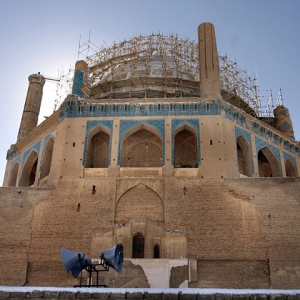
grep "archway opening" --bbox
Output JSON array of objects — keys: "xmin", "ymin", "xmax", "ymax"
[
  {"xmin": 132, "ymin": 234, "xmax": 144, "ymax": 258},
  {"xmin": 86, "ymin": 130, "xmax": 110, "ymax": 168},
  {"xmin": 236, "ymin": 135, "xmax": 252, "ymax": 177},
  {"xmin": 258, "ymin": 147, "xmax": 280, "ymax": 177},
  {"xmin": 40, "ymin": 138, "xmax": 54, "ymax": 179},
  {"xmin": 121, "ymin": 128, "xmax": 162, "ymax": 167},
  {"xmin": 285, "ymin": 159, "xmax": 297, "ymax": 177},
  {"xmin": 174, "ymin": 128, "xmax": 198, "ymax": 168},
  {"xmin": 9, "ymin": 163, "xmax": 19, "ymax": 187},
  {"xmin": 20, "ymin": 151, "xmax": 39, "ymax": 187}
]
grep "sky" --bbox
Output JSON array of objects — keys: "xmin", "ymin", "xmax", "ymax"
[{"xmin": 0, "ymin": 0, "xmax": 299, "ymax": 185}]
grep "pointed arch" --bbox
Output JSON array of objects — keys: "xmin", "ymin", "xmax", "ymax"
[
  {"xmin": 236, "ymin": 135, "xmax": 252, "ymax": 177},
  {"xmin": 285, "ymin": 159, "xmax": 297, "ymax": 177},
  {"xmin": 174, "ymin": 124, "xmax": 198, "ymax": 168},
  {"xmin": 19, "ymin": 151, "xmax": 39, "ymax": 187},
  {"xmin": 85, "ymin": 126, "xmax": 111, "ymax": 168},
  {"xmin": 120, "ymin": 124, "xmax": 162, "ymax": 167},
  {"xmin": 115, "ymin": 183, "xmax": 164, "ymax": 223},
  {"xmin": 40, "ymin": 138, "xmax": 54, "ymax": 179},
  {"xmin": 258, "ymin": 147, "xmax": 281, "ymax": 177},
  {"xmin": 118, "ymin": 120, "xmax": 165, "ymax": 166},
  {"xmin": 172, "ymin": 119, "xmax": 200, "ymax": 166},
  {"xmin": 9, "ymin": 162, "xmax": 19, "ymax": 187}
]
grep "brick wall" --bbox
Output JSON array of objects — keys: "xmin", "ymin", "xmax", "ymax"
[
  {"xmin": 0, "ymin": 288, "xmax": 300, "ymax": 300},
  {"xmin": 0, "ymin": 178, "xmax": 300, "ymax": 288}
]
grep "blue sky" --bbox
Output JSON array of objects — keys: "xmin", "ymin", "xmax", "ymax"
[{"xmin": 1, "ymin": 0, "xmax": 299, "ymax": 184}]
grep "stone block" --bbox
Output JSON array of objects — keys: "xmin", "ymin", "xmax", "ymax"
[
  {"xmin": 77, "ymin": 292, "xmax": 92, "ymax": 299},
  {"xmin": 270, "ymin": 295, "xmax": 286, "ymax": 300},
  {"xmin": 126, "ymin": 292, "xmax": 144, "ymax": 299},
  {"xmin": 0, "ymin": 291, "xmax": 10, "ymax": 298},
  {"xmin": 109, "ymin": 293, "xmax": 125, "ymax": 300},
  {"xmin": 197, "ymin": 295, "xmax": 215, "ymax": 300},
  {"xmin": 161, "ymin": 293, "xmax": 179, "ymax": 300},
  {"xmin": 59, "ymin": 291, "xmax": 77, "ymax": 299},
  {"xmin": 26, "ymin": 291, "xmax": 45, "ymax": 298},
  {"xmin": 287, "ymin": 296, "xmax": 300, "ymax": 300},
  {"xmin": 91, "ymin": 293, "xmax": 111, "ymax": 299},
  {"xmin": 144, "ymin": 292, "xmax": 162, "ymax": 299},
  {"xmin": 233, "ymin": 295, "xmax": 249, "ymax": 300},
  {"xmin": 10, "ymin": 292, "xmax": 27, "ymax": 298},
  {"xmin": 180, "ymin": 293, "xmax": 197, "ymax": 300},
  {"xmin": 42, "ymin": 291, "xmax": 60, "ymax": 298},
  {"xmin": 250, "ymin": 294, "xmax": 268, "ymax": 300}
]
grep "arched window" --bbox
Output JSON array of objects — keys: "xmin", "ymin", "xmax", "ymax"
[
  {"xmin": 132, "ymin": 234, "xmax": 144, "ymax": 258},
  {"xmin": 285, "ymin": 159, "xmax": 297, "ymax": 177},
  {"xmin": 154, "ymin": 244, "xmax": 160, "ymax": 259},
  {"xmin": 258, "ymin": 147, "xmax": 280, "ymax": 177},
  {"xmin": 174, "ymin": 128, "xmax": 198, "ymax": 168},
  {"xmin": 236, "ymin": 135, "xmax": 252, "ymax": 177},
  {"xmin": 19, "ymin": 151, "xmax": 39, "ymax": 187},
  {"xmin": 40, "ymin": 138, "xmax": 54, "ymax": 179},
  {"xmin": 9, "ymin": 162, "xmax": 19, "ymax": 187},
  {"xmin": 121, "ymin": 127, "xmax": 162, "ymax": 167}
]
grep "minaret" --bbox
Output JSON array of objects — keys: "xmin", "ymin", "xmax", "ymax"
[
  {"xmin": 72, "ymin": 60, "xmax": 90, "ymax": 98},
  {"xmin": 198, "ymin": 22, "xmax": 221, "ymax": 99},
  {"xmin": 273, "ymin": 105, "xmax": 295, "ymax": 141},
  {"xmin": 17, "ymin": 73, "xmax": 45, "ymax": 141}
]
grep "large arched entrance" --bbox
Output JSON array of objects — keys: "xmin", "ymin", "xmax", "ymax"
[
  {"xmin": 174, "ymin": 126, "xmax": 198, "ymax": 168},
  {"xmin": 85, "ymin": 127, "xmax": 110, "ymax": 168},
  {"xmin": 236, "ymin": 135, "xmax": 252, "ymax": 177},
  {"xmin": 120, "ymin": 126, "xmax": 162, "ymax": 167},
  {"xmin": 40, "ymin": 138, "xmax": 54, "ymax": 179},
  {"xmin": 258, "ymin": 147, "xmax": 280, "ymax": 177},
  {"xmin": 285, "ymin": 159, "xmax": 297, "ymax": 177},
  {"xmin": 19, "ymin": 151, "xmax": 39, "ymax": 187}
]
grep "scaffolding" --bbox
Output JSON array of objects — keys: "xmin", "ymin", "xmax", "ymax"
[{"xmin": 54, "ymin": 34, "xmax": 281, "ymax": 117}]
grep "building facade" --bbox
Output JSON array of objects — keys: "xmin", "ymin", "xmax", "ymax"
[{"xmin": 1, "ymin": 22, "xmax": 300, "ymax": 289}]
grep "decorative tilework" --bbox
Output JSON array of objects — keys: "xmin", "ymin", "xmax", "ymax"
[
  {"xmin": 283, "ymin": 152, "xmax": 298, "ymax": 176},
  {"xmin": 251, "ymin": 121, "xmax": 299, "ymax": 157},
  {"xmin": 11, "ymin": 156, "xmax": 21, "ymax": 168},
  {"xmin": 39, "ymin": 134, "xmax": 55, "ymax": 171},
  {"xmin": 22, "ymin": 141, "xmax": 41, "ymax": 169},
  {"xmin": 6, "ymin": 147, "xmax": 18, "ymax": 161},
  {"xmin": 225, "ymin": 107, "xmax": 246, "ymax": 127},
  {"xmin": 235, "ymin": 127, "xmax": 251, "ymax": 144},
  {"xmin": 118, "ymin": 120, "xmax": 165, "ymax": 165},
  {"xmin": 82, "ymin": 120, "xmax": 113, "ymax": 166},
  {"xmin": 59, "ymin": 100, "xmax": 221, "ymax": 121},
  {"xmin": 255, "ymin": 137, "xmax": 282, "ymax": 175},
  {"xmin": 72, "ymin": 70, "xmax": 84, "ymax": 98},
  {"xmin": 171, "ymin": 119, "xmax": 201, "ymax": 165}
]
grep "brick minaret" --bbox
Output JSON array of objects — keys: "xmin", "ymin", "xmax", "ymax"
[
  {"xmin": 198, "ymin": 22, "xmax": 221, "ymax": 99},
  {"xmin": 72, "ymin": 60, "xmax": 90, "ymax": 98},
  {"xmin": 18, "ymin": 73, "xmax": 45, "ymax": 141}
]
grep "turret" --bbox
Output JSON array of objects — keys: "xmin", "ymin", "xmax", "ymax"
[
  {"xmin": 71, "ymin": 60, "xmax": 90, "ymax": 98},
  {"xmin": 17, "ymin": 73, "xmax": 45, "ymax": 141},
  {"xmin": 273, "ymin": 105, "xmax": 295, "ymax": 140},
  {"xmin": 198, "ymin": 22, "xmax": 221, "ymax": 99}
]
